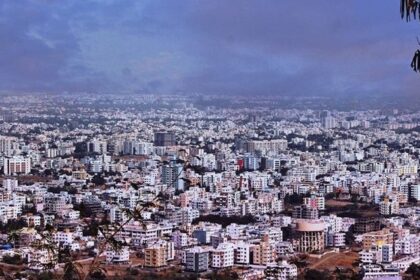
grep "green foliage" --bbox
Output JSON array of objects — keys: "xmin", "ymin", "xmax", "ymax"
[
  {"xmin": 401, "ymin": 0, "xmax": 420, "ymax": 21},
  {"xmin": 47, "ymin": 186, "xmax": 78, "ymax": 195},
  {"xmin": 83, "ymin": 220, "xmax": 99, "ymax": 236},
  {"xmin": 0, "ymin": 219, "xmax": 27, "ymax": 234},
  {"xmin": 88, "ymin": 269, "xmax": 107, "ymax": 280},
  {"xmin": 91, "ymin": 174, "xmax": 106, "ymax": 186},
  {"xmin": 36, "ymin": 271, "xmax": 55, "ymax": 280},
  {"xmin": 304, "ymin": 269, "xmax": 333, "ymax": 280},
  {"xmin": 208, "ymin": 270, "xmax": 239, "ymax": 280},
  {"xmin": 345, "ymin": 225, "xmax": 356, "ymax": 246},
  {"xmin": 74, "ymin": 202, "xmax": 92, "ymax": 218},
  {"xmin": 63, "ymin": 260, "xmax": 83, "ymax": 280},
  {"xmin": 284, "ymin": 193, "xmax": 305, "ymax": 205},
  {"xmin": 2, "ymin": 254, "xmax": 22, "ymax": 265},
  {"xmin": 406, "ymin": 263, "xmax": 420, "ymax": 279}
]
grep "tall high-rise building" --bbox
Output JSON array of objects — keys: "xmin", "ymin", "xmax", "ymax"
[
  {"xmin": 3, "ymin": 156, "xmax": 31, "ymax": 176},
  {"xmin": 410, "ymin": 185, "xmax": 420, "ymax": 201},
  {"xmin": 185, "ymin": 247, "xmax": 209, "ymax": 272},
  {"xmin": 145, "ymin": 245, "xmax": 167, "ymax": 268},
  {"xmin": 320, "ymin": 111, "xmax": 337, "ymax": 129},
  {"xmin": 88, "ymin": 139, "xmax": 107, "ymax": 154},
  {"xmin": 161, "ymin": 161, "xmax": 184, "ymax": 191},
  {"xmin": 0, "ymin": 136, "xmax": 18, "ymax": 156},
  {"xmin": 154, "ymin": 131, "xmax": 176, "ymax": 147}
]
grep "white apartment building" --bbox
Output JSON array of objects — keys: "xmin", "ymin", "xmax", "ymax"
[
  {"xmin": 211, "ymin": 243, "xmax": 234, "ymax": 268},
  {"xmin": 3, "ymin": 156, "xmax": 31, "ymax": 175},
  {"xmin": 53, "ymin": 231, "xmax": 74, "ymax": 245},
  {"xmin": 379, "ymin": 197, "xmax": 399, "ymax": 216},
  {"xmin": 359, "ymin": 244, "xmax": 393, "ymax": 264},
  {"xmin": 265, "ymin": 261, "xmax": 298, "ymax": 280},
  {"xmin": 2, "ymin": 178, "xmax": 18, "ymax": 192},
  {"xmin": 172, "ymin": 231, "xmax": 188, "ymax": 248},
  {"xmin": 394, "ymin": 235, "xmax": 420, "ymax": 255},
  {"xmin": 0, "ymin": 136, "xmax": 18, "ymax": 156},
  {"xmin": 234, "ymin": 242, "xmax": 250, "ymax": 264},
  {"xmin": 106, "ymin": 245, "xmax": 130, "ymax": 264},
  {"xmin": 0, "ymin": 203, "xmax": 19, "ymax": 223},
  {"xmin": 303, "ymin": 195, "xmax": 325, "ymax": 210},
  {"xmin": 411, "ymin": 185, "xmax": 420, "ymax": 201}
]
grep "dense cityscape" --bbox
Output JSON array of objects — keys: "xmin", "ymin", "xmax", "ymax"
[{"xmin": 0, "ymin": 94, "xmax": 418, "ymax": 279}]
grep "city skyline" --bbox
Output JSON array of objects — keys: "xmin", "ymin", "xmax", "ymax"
[{"xmin": 0, "ymin": 2, "xmax": 419, "ymax": 279}]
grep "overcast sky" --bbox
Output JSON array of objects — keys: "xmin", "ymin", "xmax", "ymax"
[{"xmin": 0, "ymin": 0, "xmax": 418, "ymax": 97}]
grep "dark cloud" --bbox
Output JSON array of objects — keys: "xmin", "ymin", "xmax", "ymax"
[{"xmin": 0, "ymin": 0, "xmax": 418, "ymax": 96}]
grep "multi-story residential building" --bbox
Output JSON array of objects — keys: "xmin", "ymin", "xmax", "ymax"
[
  {"xmin": 211, "ymin": 243, "xmax": 234, "ymax": 268},
  {"xmin": 264, "ymin": 261, "xmax": 298, "ymax": 280},
  {"xmin": 53, "ymin": 230, "xmax": 74, "ymax": 246},
  {"xmin": 359, "ymin": 244, "xmax": 393, "ymax": 264},
  {"xmin": 293, "ymin": 205, "xmax": 319, "ymax": 219},
  {"xmin": 379, "ymin": 197, "xmax": 399, "ymax": 216},
  {"xmin": 0, "ymin": 203, "xmax": 19, "ymax": 223},
  {"xmin": 154, "ymin": 131, "xmax": 176, "ymax": 147},
  {"xmin": 0, "ymin": 136, "xmax": 18, "ymax": 156},
  {"xmin": 161, "ymin": 162, "xmax": 184, "ymax": 191},
  {"xmin": 250, "ymin": 235, "xmax": 274, "ymax": 265},
  {"xmin": 106, "ymin": 245, "xmax": 130, "ymax": 264},
  {"xmin": 234, "ymin": 242, "xmax": 250, "ymax": 265},
  {"xmin": 3, "ymin": 156, "xmax": 31, "ymax": 175},
  {"xmin": 410, "ymin": 185, "xmax": 420, "ymax": 201},
  {"xmin": 145, "ymin": 244, "xmax": 167, "ymax": 268},
  {"xmin": 185, "ymin": 247, "xmax": 209, "ymax": 273},
  {"xmin": 87, "ymin": 139, "xmax": 107, "ymax": 154},
  {"xmin": 172, "ymin": 230, "xmax": 188, "ymax": 248},
  {"xmin": 303, "ymin": 195, "xmax": 325, "ymax": 210},
  {"xmin": 362, "ymin": 229, "xmax": 394, "ymax": 250},
  {"xmin": 44, "ymin": 193, "xmax": 67, "ymax": 215}
]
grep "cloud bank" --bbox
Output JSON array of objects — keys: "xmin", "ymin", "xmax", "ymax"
[{"xmin": 0, "ymin": 0, "xmax": 418, "ymax": 97}]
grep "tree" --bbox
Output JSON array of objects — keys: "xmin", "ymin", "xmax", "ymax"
[
  {"xmin": 284, "ymin": 193, "xmax": 304, "ymax": 205},
  {"xmin": 63, "ymin": 260, "xmax": 83, "ymax": 280},
  {"xmin": 37, "ymin": 271, "xmax": 55, "ymax": 280},
  {"xmin": 406, "ymin": 263, "xmax": 420, "ymax": 279},
  {"xmin": 208, "ymin": 269, "xmax": 239, "ymax": 280},
  {"xmin": 88, "ymin": 269, "xmax": 107, "ymax": 280},
  {"xmin": 345, "ymin": 225, "xmax": 356, "ymax": 246},
  {"xmin": 304, "ymin": 269, "xmax": 332, "ymax": 280},
  {"xmin": 400, "ymin": 0, "xmax": 420, "ymax": 72},
  {"xmin": 91, "ymin": 174, "xmax": 106, "ymax": 186},
  {"xmin": 2, "ymin": 254, "xmax": 22, "ymax": 265}
]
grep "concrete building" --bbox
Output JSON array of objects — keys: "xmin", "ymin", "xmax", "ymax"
[
  {"xmin": 145, "ymin": 245, "xmax": 167, "ymax": 268},
  {"xmin": 234, "ymin": 242, "xmax": 250, "ymax": 264},
  {"xmin": 154, "ymin": 131, "xmax": 176, "ymax": 147},
  {"xmin": 295, "ymin": 219, "xmax": 326, "ymax": 253},
  {"xmin": 264, "ymin": 261, "xmax": 298, "ymax": 280},
  {"xmin": 3, "ymin": 156, "xmax": 31, "ymax": 175},
  {"xmin": 106, "ymin": 245, "xmax": 130, "ymax": 264},
  {"xmin": 293, "ymin": 205, "xmax": 319, "ymax": 219},
  {"xmin": 379, "ymin": 197, "xmax": 399, "ymax": 216},
  {"xmin": 161, "ymin": 162, "xmax": 184, "ymax": 191},
  {"xmin": 362, "ymin": 229, "xmax": 394, "ymax": 250},
  {"xmin": 250, "ymin": 235, "xmax": 274, "ymax": 265},
  {"xmin": 185, "ymin": 247, "xmax": 209, "ymax": 273},
  {"xmin": 211, "ymin": 243, "xmax": 234, "ymax": 268}
]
